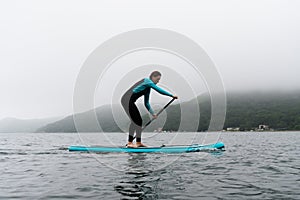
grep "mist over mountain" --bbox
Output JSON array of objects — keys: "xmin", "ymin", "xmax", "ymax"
[{"xmin": 0, "ymin": 117, "xmax": 62, "ymax": 133}]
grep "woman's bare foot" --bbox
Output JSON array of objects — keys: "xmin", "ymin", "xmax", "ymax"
[
  {"xmin": 136, "ymin": 142, "xmax": 148, "ymax": 147},
  {"xmin": 127, "ymin": 142, "xmax": 137, "ymax": 148}
]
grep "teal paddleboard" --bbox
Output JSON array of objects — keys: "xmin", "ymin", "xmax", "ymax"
[{"xmin": 68, "ymin": 142, "xmax": 225, "ymax": 153}]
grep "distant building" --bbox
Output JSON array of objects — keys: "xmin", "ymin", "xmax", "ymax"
[
  {"xmin": 256, "ymin": 124, "xmax": 270, "ymax": 131},
  {"xmin": 259, "ymin": 125, "xmax": 269, "ymax": 130},
  {"xmin": 226, "ymin": 127, "xmax": 240, "ymax": 131}
]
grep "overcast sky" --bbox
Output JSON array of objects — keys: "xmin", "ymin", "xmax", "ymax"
[{"xmin": 0, "ymin": 0, "xmax": 299, "ymax": 120}]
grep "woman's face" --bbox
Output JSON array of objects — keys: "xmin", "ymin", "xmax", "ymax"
[{"xmin": 151, "ymin": 75, "xmax": 161, "ymax": 84}]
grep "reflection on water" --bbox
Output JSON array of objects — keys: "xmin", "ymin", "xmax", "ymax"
[
  {"xmin": 115, "ymin": 154, "xmax": 164, "ymax": 199},
  {"xmin": 114, "ymin": 150, "xmax": 225, "ymax": 199}
]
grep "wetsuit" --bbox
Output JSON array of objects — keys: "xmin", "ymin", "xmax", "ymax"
[{"xmin": 121, "ymin": 77, "xmax": 173, "ymax": 142}]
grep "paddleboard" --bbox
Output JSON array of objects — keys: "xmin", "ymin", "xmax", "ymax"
[{"xmin": 68, "ymin": 142, "xmax": 225, "ymax": 153}]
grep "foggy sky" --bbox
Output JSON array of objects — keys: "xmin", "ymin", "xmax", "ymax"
[{"xmin": 0, "ymin": 0, "xmax": 299, "ymax": 119}]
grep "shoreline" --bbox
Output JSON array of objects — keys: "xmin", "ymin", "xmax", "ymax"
[{"xmin": 1, "ymin": 130, "xmax": 299, "ymax": 134}]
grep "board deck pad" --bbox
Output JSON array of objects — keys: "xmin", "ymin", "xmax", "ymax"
[{"xmin": 68, "ymin": 142, "xmax": 225, "ymax": 153}]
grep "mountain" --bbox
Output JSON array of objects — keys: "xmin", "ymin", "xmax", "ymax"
[
  {"xmin": 36, "ymin": 104, "xmax": 133, "ymax": 133},
  {"xmin": 224, "ymin": 90, "xmax": 300, "ymax": 130},
  {"xmin": 0, "ymin": 117, "xmax": 62, "ymax": 133},
  {"xmin": 36, "ymin": 93, "xmax": 212, "ymax": 133},
  {"xmin": 28, "ymin": 90, "xmax": 300, "ymax": 133},
  {"xmin": 162, "ymin": 90, "xmax": 300, "ymax": 131}
]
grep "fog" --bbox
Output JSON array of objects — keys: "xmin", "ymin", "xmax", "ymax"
[{"xmin": 0, "ymin": 0, "xmax": 299, "ymax": 119}]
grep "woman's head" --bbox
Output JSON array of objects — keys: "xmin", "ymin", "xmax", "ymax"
[{"xmin": 149, "ymin": 71, "xmax": 161, "ymax": 84}]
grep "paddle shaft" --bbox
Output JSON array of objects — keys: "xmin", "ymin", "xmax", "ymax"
[{"xmin": 133, "ymin": 97, "xmax": 176, "ymax": 141}]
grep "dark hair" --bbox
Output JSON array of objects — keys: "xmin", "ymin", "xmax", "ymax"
[{"xmin": 149, "ymin": 71, "xmax": 161, "ymax": 79}]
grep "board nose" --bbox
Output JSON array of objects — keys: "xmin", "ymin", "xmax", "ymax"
[{"xmin": 214, "ymin": 142, "xmax": 225, "ymax": 150}]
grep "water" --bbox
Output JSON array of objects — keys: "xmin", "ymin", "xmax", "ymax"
[{"xmin": 1, "ymin": 132, "xmax": 299, "ymax": 199}]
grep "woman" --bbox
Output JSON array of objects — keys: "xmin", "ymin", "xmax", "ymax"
[{"xmin": 121, "ymin": 71, "xmax": 178, "ymax": 147}]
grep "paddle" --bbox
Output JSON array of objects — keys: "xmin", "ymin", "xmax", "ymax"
[{"xmin": 131, "ymin": 97, "xmax": 176, "ymax": 142}]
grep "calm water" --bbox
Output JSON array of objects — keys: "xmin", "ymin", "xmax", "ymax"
[{"xmin": 0, "ymin": 132, "xmax": 299, "ymax": 199}]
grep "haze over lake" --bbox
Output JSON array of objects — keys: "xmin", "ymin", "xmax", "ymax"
[{"xmin": 1, "ymin": 0, "xmax": 299, "ymax": 120}]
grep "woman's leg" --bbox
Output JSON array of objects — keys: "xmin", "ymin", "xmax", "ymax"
[
  {"xmin": 121, "ymin": 97, "xmax": 135, "ymax": 142},
  {"xmin": 128, "ymin": 122, "xmax": 135, "ymax": 142},
  {"xmin": 128, "ymin": 102, "xmax": 143, "ymax": 142}
]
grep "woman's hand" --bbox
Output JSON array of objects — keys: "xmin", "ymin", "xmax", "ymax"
[
  {"xmin": 152, "ymin": 114, "xmax": 158, "ymax": 119},
  {"xmin": 172, "ymin": 95, "xmax": 178, "ymax": 99}
]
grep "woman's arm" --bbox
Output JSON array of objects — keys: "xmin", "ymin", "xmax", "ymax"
[
  {"xmin": 148, "ymin": 81, "xmax": 173, "ymax": 97},
  {"xmin": 144, "ymin": 91, "xmax": 155, "ymax": 115}
]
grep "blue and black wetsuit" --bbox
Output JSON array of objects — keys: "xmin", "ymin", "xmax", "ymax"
[{"xmin": 121, "ymin": 77, "xmax": 173, "ymax": 142}]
